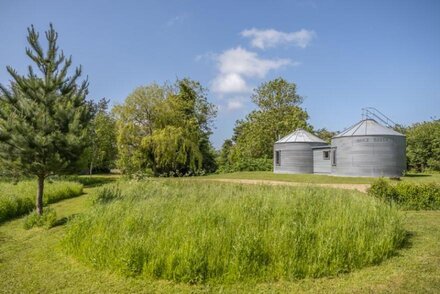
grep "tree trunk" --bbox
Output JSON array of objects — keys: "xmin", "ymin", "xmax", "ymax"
[
  {"xmin": 89, "ymin": 160, "xmax": 94, "ymax": 175},
  {"xmin": 36, "ymin": 175, "xmax": 44, "ymax": 215}
]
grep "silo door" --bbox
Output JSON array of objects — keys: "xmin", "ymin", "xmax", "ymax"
[
  {"xmin": 275, "ymin": 150, "xmax": 281, "ymax": 166},
  {"xmin": 331, "ymin": 149, "xmax": 337, "ymax": 166}
]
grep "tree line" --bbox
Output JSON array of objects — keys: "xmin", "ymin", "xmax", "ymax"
[
  {"xmin": 0, "ymin": 24, "xmax": 438, "ymax": 215},
  {"xmin": 76, "ymin": 84, "xmax": 440, "ymax": 175}
]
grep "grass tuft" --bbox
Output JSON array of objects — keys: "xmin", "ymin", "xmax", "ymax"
[{"xmin": 23, "ymin": 208, "xmax": 57, "ymax": 229}]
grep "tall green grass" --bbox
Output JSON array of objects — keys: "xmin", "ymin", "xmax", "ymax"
[
  {"xmin": 0, "ymin": 180, "xmax": 83, "ymax": 223},
  {"xmin": 63, "ymin": 180, "xmax": 405, "ymax": 283}
]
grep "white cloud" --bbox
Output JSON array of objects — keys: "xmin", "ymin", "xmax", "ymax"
[
  {"xmin": 212, "ymin": 73, "xmax": 249, "ymax": 94},
  {"xmin": 241, "ymin": 28, "xmax": 315, "ymax": 49},
  {"xmin": 211, "ymin": 47, "xmax": 292, "ymax": 94},
  {"xmin": 227, "ymin": 99, "xmax": 245, "ymax": 111},
  {"xmin": 218, "ymin": 47, "xmax": 291, "ymax": 77}
]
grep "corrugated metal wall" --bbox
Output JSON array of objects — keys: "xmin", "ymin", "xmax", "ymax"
[
  {"xmin": 331, "ymin": 135, "xmax": 406, "ymax": 177},
  {"xmin": 273, "ymin": 142, "xmax": 328, "ymax": 174}
]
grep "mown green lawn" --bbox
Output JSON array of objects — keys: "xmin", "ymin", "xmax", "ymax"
[
  {"xmin": 0, "ymin": 179, "xmax": 439, "ymax": 293},
  {"xmin": 204, "ymin": 171, "xmax": 440, "ymax": 185}
]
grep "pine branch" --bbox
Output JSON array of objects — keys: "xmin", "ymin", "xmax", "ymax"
[{"xmin": 26, "ymin": 25, "xmax": 44, "ymax": 60}]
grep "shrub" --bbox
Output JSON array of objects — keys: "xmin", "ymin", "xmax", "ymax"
[
  {"xmin": 63, "ymin": 181, "xmax": 405, "ymax": 283},
  {"xmin": 23, "ymin": 208, "xmax": 57, "ymax": 229},
  {"xmin": 367, "ymin": 179, "xmax": 398, "ymax": 203},
  {"xmin": 368, "ymin": 179, "xmax": 440, "ymax": 210},
  {"xmin": 0, "ymin": 180, "xmax": 83, "ymax": 223}
]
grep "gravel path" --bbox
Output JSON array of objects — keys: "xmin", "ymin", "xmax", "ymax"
[{"xmin": 204, "ymin": 178, "xmax": 370, "ymax": 193}]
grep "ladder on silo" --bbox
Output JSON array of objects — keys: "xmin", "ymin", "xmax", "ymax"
[{"xmin": 361, "ymin": 107, "xmax": 397, "ymax": 128}]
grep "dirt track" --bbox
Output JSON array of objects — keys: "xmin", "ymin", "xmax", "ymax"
[{"xmin": 204, "ymin": 178, "xmax": 370, "ymax": 193}]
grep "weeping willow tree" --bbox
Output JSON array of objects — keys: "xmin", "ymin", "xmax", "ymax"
[
  {"xmin": 0, "ymin": 24, "xmax": 92, "ymax": 214},
  {"xmin": 141, "ymin": 123, "xmax": 203, "ymax": 174},
  {"xmin": 115, "ymin": 79, "xmax": 216, "ymax": 176}
]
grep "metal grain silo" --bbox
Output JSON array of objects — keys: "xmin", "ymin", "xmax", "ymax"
[
  {"xmin": 274, "ymin": 129, "xmax": 329, "ymax": 174},
  {"xmin": 331, "ymin": 119, "xmax": 406, "ymax": 177}
]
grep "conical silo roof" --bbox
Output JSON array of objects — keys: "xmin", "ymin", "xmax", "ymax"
[
  {"xmin": 276, "ymin": 129, "xmax": 326, "ymax": 143},
  {"xmin": 334, "ymin": 119, "xmax": 405, "ymax": 138}
]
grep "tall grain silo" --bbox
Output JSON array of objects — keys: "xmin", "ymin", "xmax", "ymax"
[
  {"xmin": 274, "ymin": 129, "xmax": 329, "ymax": 174},
  {"xmin": 331, "ymin": 118, "xmax": 406, "ymax": 177}
]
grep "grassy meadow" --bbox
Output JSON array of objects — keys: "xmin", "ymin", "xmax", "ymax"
[
  {"xmin": 62, "ymin": 180, "xmax": 405, "ymax": 283},
  {"xmin": 0, "ymin": 175, "xmax": 439, "ymax": 292},
  {"xmin": 0, "ymin": 180, "xmax": 83, "ymax": 223}
]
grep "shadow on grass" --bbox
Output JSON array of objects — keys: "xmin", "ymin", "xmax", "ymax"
[
  {"xmin": 52, "ymin": 213, "xmax": 79, "ymax": 228},
  {"xmin": 79, "ymin": 177, "xmax": 116, "ymax": 188},
  {"xmin": 404, "ymin": 174, "xmax": 432, "ymax": 178},
  {"xmin": 60, "ymin": 176, "xmax": 118, "ymax": 188},
  {"xmin": 398, "ymin": 231, "xmax": 415, "ymax": 251},
  {"xmin": 52, "ymin": 217, "xmax": 68, "ymax": 228}
]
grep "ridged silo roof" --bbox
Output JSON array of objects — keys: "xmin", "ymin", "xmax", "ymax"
[
  {"xmin": 276, "ymin": 129, "xmax": 326, "ymax": 143},
  {"xmin": 334, "ymin": 119, "xmax": 405, "ymax": 138}
]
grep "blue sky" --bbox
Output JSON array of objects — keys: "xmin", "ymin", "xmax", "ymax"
[{"xmin": 1, "ymin": 0, "xmax": 439, "ymax": 148}]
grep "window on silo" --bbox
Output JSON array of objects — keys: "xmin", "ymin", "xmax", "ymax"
[
  {"xmin": 323, "ymin": 150, "xmax": 330, "ymax": 160},
  {"xmin": 331, "ymin": 149, "xmax": 337, "ymax": 166},
  {"xmin": 275, "ymin": 151, "xmax": 281, "ymax": 166}
]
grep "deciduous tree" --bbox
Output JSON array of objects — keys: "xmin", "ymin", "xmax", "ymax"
[
  {"xmin": 315, "ymin": 128, "xmax": 336, "ymax": 144},
  {"xmin": 406, "ymin": 119, "xmax": 440, "ymax": 172},
  {"xmin": 224, "ymin": 78, "xmax": 310, "ymax": 166},
  {"xmin": 80, "ymin": 98, "xmax": 117, "ymax": 174},
  {"xmin": 113, "ymin": 83, "xmax": 167, "ymax": 174},
  {"xmin": 115, "ymin": 79, "xmax": 217, "ymax": 176}
]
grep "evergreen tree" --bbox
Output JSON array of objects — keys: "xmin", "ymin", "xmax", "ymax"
[{"xmin": 0, "ymin": 24, "xmax": 92, "ymax": 215}]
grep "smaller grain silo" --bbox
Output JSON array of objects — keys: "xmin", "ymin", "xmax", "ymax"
[{"xmin": 274, "ymin": 129, "xmax": 328, "ymax": 174}]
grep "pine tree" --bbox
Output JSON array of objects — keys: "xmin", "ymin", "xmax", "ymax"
[{"xmin": 0, "ymin": 24, "xmax": 92, "ymax": 215}]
